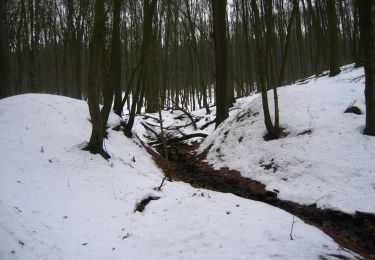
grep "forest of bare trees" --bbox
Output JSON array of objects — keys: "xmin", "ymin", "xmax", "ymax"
[{"xmin": 0, "ymin": 0, "xmax": 374, "ymax": 142}]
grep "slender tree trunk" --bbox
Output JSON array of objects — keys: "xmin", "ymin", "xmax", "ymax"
[
  {"xmin": 294, "ymin": 0, "xmax": 306, "ymax": 77},
  {"xmin": 0, "ymin": 0, "xmax": 10, "ymax": 98},
  {"xmin": 124, "ymin": 0, "xmax": 157, "ymax": 137},
  {"xmin": 52, "ymin": 2, "xmax": 59, "ymax": 94},
  {"xmin": 352, "ymin": 3, "xmax": 362, "ymax": 67},
  {"xmin": 84, "ymin": 0, "xmax": 108, "ymax": 158},
  {"xmin": 241, "ymin": 0, "xmax": 254, "ymax": 93},
  {"xmin": 28, "ymin": 0, "xmax": 38, "ymax": 93},
  {"xmin": 124, "ymin": 69, "xmax": 144, "ymax": 137},
  {"xmin": 278, "ymin": 2, "xmax": 298, "ymax": 86},
  {"xmin": 326, "ymin": 0, "xmax": 341, "ymax": 76},
  {"xmin": 212, "ymin": 0, "xmax": 229, "ymax": 128},
  {"xmin": 101, "ymin": 0, "xmax": 122, "ymax": 135},
  {"xmin": 73, "ymin": 45, "xmax": 83, "ymax": 99},
  {"xmin": 357, "ymin": 0, "xmax": 375, "ymax": 136},
  {"xmin": 307, "ymin": 0, "xmax": 325, "ymax": 74},
  {"xmin": 113, "ymin": 2, "xmax": 126, "ymax": 113},
  {"xmin": 265, "ymin": 0, "xmax": 280, "ymax": 131},
  {"xmin": 251, "ymin": 0, "xmax": 277, "ymax": 139}
]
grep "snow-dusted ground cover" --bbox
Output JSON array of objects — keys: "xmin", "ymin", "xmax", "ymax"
[
  {"xmin": 201, "ymin": 64, "xmax": 375, "ymax": 214},
  {"xmin": 133, "ymin": 94, "xmax": 258, "ymax": 145},
  {"xmin": 0, "ymin": 94, "xmax": 357, "ymax": 259}
]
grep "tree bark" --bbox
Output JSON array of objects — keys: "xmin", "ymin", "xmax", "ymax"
[
  {"xmin": 28, "ymin": 0, "xmax": 38, "ymax": 93},
  {"xmin": 326, "ymin": 0, "xmax": 341, "ymax": 76},
  {"xmin": 0, "ymin": 0, "xmax": 10, "ymax": 99},
  {"xmin": 85, "ymin": 0, "xmax": 108, "ymax": 158},
  {"xmin": 251, "ymin": 0, "xmax": 277, "ymax": 139},
  {"xmin": 113, "ymin": 2, "xmax": 126, "ymax": 114},
  {"xmin": 101, "ymin": 0, "xmax": 122, "ymax": 135},
  {"xmin": 212, "ymin": 0, "xmax": 229, "ymax": 128},
  {"xmin": 357, "ymin": 0, "xmax": 375, "ymax": 136},
  {"xmin": 124, "ymin": 0, "xmax": 157, "ymax": 137}
]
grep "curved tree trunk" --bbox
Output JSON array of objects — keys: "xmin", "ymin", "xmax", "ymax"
[
  {"xmin": 84, "ymin": 0, "xmax": 108, "ymax": 158},
  {"xmin": 124, "ymin": 0, "xmax": 157, "ymax": 137},
  {"xmin": 251, "ymin": 0, "xmax": 277, "ymax": 139}
]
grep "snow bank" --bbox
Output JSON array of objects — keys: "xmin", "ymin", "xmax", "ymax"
[
  {"xmin": 0, "ymin": 94, "xmax": 356, "ymax": 259},
  {"xmin": 201, "ymin": 65, "xmax": 375, "ymax": 214}
]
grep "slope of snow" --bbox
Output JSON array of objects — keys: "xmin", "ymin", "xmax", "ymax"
[
  {"xmin": 0, "ymin": 94, "xmax": 357, "ymax": 259},
  {"xmin": 200, "ymin": 65, "xmax": 375, "ymax": 214}
]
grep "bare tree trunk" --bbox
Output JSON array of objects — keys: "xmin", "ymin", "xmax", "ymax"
[
  {"xmin": 124, "ymin": 0, "xmax": 157, "ymax": 137},
  {"xmin": 357, "ymin": 0, "xmax": 375, "ymax": 136},
  {"xmin": 326, "ymin": 0, "xmax": 341, "ymax": 76},
  {"xmin": 0, "ymin": 0, "xmax": 10, "ymax": 98},
  {"xmin": 352, "ymin": 3, "xmax": 361, "ymax": 67},
  {"xmin": 124, "ymin": 69, "xmax": 144, "ymax": 137},
  {"xmin": 84, "ymin": 0, "xmax": 108, "ymax": 158},
  {"xmin": 306, "ymin": 0, "xmax": 326, "ymax": 74},
  {"xmin": 101, "ymin": 0, "xmax": 122, "ymax": 135},
  {"xmin": 251, "ymin": 0, "xmax": 277, "ymax": 139},
  {"xmin": 113, "ymin": 2, "xmax": 126, "ymax": 113},
  {"xmin": 212, "ymin": 0, "xmax": 229, "ymax": 128},
  {"xmin": 294, "ymin": 0, "xmax": 306, "ymax": 77},
  {"xmin": 28, "ymin": 0, "xmax": 38, "ymax": 93}
]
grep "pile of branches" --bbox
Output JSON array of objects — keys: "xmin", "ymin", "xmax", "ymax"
[{"xmin": 141, "ymin": 104, "xmax": 208, "ymax": 147}]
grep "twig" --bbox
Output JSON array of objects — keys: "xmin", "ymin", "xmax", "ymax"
[
  {"xmin": 229, "ymin": 107, "xmax": 240, "ymax": 112},
  {"xmin": 313, "ymin": 195, "xmax": 329, "ymax": 207},
  {"xmin": 200, "ymin": 119, "xmax": 216, "ymax": 130},
  {"xmin": 155, "ymin": 176, "xmax": 167, "ymax": 191},
  {"xmin": 158, "ymin": 96, "xmax": 173, "ymax": 181},
  {"xmin": 142, "ymin": 114, "xmax": 161, "ymax": 123},
  {"xmin": 141, "ymin": 122, "xmax": 159, "ymax": 138},
  {"xmin": 290, "ymin": 216, "xmax": 297, "ymax": 240},
  {"xmin": 145, "ymin": 121, "xmax": 160, "ymax": 127},
  {"xmin": 167, "ymin": 98, "xmax": 198, "ymax": 130},
  {"xmin": 346, "ymin": 99, "xmax": 356, "ymax": 109},
  {"xmin": 165, "ymin": 121, "xmax": 195, "ymax": 130},
  {"xmin": 351, "ymin": 75, "xmax": 365, "ymax": 82},
  {"xmin": 173, "ymin": 106, "xmax": 198, "ymax": 130},
  {"xmin": 307, "ymin": 108, "xmax": 314, "ymax": 128},
  {"xmin": 148, "ymin": 132, "xmax": 208, "ymax": 146}
]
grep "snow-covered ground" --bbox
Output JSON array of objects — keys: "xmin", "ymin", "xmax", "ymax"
[
  {"xmin": 200, "ymin": 64, "xmax": 375, "ymax": 214},
  {"xmin": 0, "ymin": 94, "xmax": 357, "ymax": 259}
]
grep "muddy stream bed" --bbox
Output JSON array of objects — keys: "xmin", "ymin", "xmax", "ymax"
[{"xmin": 141, "ymin": 140, "xmax": 375, "ymax": 259}]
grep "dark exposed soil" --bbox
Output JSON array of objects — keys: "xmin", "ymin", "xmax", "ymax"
[
  {"xmin": 134, "ymin": 196, "xmax": 160, "ymax": 213},
  {"xmin": 345, "ymin": 106, "xmax": 362, "ymax": 115},
  {"xmin": 140, "ymin": 139, "xmax": 375, "ymax": 259}
]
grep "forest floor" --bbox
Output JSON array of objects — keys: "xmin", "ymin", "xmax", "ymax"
[
  {"xmin": 0, "ymin": 64, "xmax": 374, "ymax": 259},
  {"xmin": 1, "ymin": 94, "xmax": 359, "ymax": 260},
  {"xmin": 145, "ymin": 141, "xmax": 375, "ymax": 259},
  {"xmin": 136, "ymin": 64, "xmax": 375, "ymax": 259},
  {"xmin": 137, "ymin": 64, "xmax": 375, "ymax": 216}
]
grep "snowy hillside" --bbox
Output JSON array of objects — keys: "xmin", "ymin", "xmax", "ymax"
[
  {"xmin": 201, "ymin": 64, "xmax": 375, "ymax": 214},
  {"xmin": 0, "ymin": 94, "xmax": 357, "ymax": 259}
]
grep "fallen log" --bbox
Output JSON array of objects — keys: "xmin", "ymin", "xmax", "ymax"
[
  {"xmin": 141, "ymin": 122, "xmax": 159, "ymax": 138},
  {"xmin": 200, "ymin": 119, "xmax": 216, "ymax": 130},
  {"xmin": 142, "ymin": 114, "xmax": 162, "ymax": 123},
  {"xmin": 148, "ymin": 132, "xmax": 208, "ymax": 146},
  {"xmin": 165, "ymin": 121, "xmax": 195, "ymax": 130},
  {"xmin": 170, "ymin": 106, "xmax": 197, "ymax": 130}
]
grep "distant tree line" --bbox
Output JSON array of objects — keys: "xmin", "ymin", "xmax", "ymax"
[
  {"xmin": 0, "ymin": 0, "xmax": 364, "ymax": 101},
  {"xmin": 0, "ymin": 0, "xmax": 374, "ymax": 154}
]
